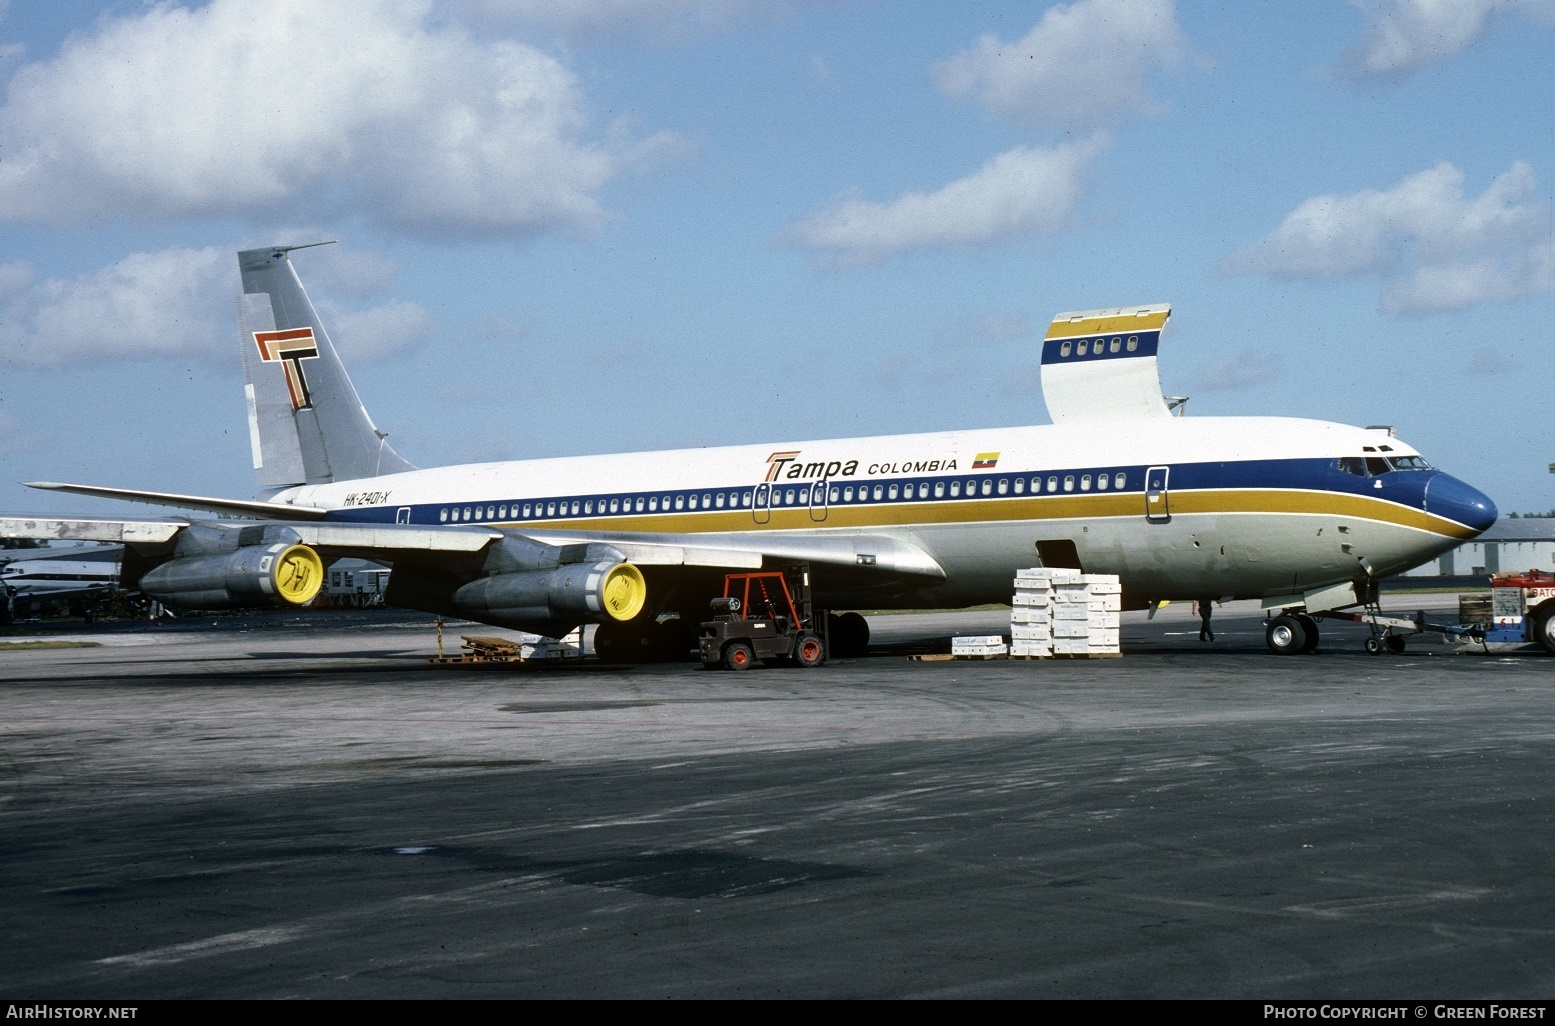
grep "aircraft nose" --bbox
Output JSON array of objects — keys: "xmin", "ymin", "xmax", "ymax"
[{"xmin": 1424, "ymin": 473, "xmax": 1497, "ymax": 535}]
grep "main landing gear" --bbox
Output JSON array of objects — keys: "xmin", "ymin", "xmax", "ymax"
[{"xmin": 1264, "ymin": 612, "xmax": 1320, "ymax": 655}]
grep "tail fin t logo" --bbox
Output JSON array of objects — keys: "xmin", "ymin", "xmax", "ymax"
[{"xmin": 254, "ymin": 327, "xmax": 320, "ymax": 410}]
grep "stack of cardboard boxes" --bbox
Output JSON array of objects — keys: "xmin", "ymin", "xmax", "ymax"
[{"xmin": 1011, "ymin": 569, "xmax": 1122, "ymax": 658}]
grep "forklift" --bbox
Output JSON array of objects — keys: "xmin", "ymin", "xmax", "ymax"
[{"xmin": 698, "ymin": 566, "xmax": 827, "ymax": 670}]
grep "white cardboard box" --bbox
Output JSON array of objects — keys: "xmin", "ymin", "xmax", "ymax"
[
  {"xmin": 1011, "ymin": 607, "xmax": 1049, "ymax": 624},
  {"xmin": 1010, "ymin": 623, "xmax": 1051, "ymax": 640}
]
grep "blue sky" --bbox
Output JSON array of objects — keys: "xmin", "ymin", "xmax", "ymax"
[{"xmin": 0, "ymin": 0, "xmax": 1550, "ymax": 519}]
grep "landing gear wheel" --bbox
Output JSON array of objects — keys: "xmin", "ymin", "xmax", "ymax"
[
  {"xmin": 1386, "ymin": 634, "xmax": 1406, "ymax": 655},
  {"xmin": 1532, "ymin": 604, "xmax": 1555, "ymax": 656},
  {"xmin": 1295, "ymin": 613, "xmax": 1320, "ymax": 653},
  {"xmin": 795, "ymin": 632, "xmax": 825, "ymax": 668},
  {"xmin": 1266, "ymin": 614, "xmax": 1307, "ymax": 655},
  {"xmin": 723, "ymin": 641, "xmax": 755, "ymax": 671},
  {"xmin": 1364, "ymin": 637, "xmax": 1383, "ymax": 656},
  {"xmin": 828, "ymin": 612, "xmax": 870, "ymax": 658},
  {"xmin": 593, "ymin": 621, "xmax": 633, "ymax": 663}
]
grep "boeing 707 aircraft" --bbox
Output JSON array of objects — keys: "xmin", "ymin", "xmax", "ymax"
[{"xmin": 2, "ymin": 244, "xmax": 1497, "ymax": 657}]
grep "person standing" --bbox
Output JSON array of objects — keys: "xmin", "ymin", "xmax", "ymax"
[{"xmin": 1197, "ymin": 597, "xmax": 1215, "ymax": 642}]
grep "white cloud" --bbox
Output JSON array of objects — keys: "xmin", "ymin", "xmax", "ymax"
[
  {"xmin": 789, "ymin": 138, "xmax": 1108, "ymax": 267},
  {"xmin": 1223, "ymin": 161, "xmax": 1552, "ymax": 316},
  {"xmin": 0, "ymin": 0, "xmax": 673, "ymax": 238},
  {"xmin": 933, "ymin": 0, "xmax": 1191, "ymax": 129},
  {"xmin": 0, "ymin": 244, "xmax": 434, "ymax": 368},
  {"xmin": 455, "ymin": 0, "xmax": 774, "ymax": 41},
  {"xmin": 1193, "ymin": 349, "xmax": 1283, "ymax": 392},
  {"xmin": 1339, "ymin": 0, "xmax": 1555, "ymax": 79}
]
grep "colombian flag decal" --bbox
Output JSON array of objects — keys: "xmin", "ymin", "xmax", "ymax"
[{"xmin": 972, "ymin": 452, "xmax": 1000, "ymax": 469}]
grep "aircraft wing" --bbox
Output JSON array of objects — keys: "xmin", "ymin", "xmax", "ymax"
[{"xmin": 0, "ymin": 514, "xmax": 941, "ymax": 576}]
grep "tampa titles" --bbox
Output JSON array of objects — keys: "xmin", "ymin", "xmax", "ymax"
[{"xmin": 764, "ymin": 450, "xmax": 998, "ymax": 482}]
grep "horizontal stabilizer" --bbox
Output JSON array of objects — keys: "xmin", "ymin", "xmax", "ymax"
[
  {"xmin": 25, "ymin": 482, "xmax": 330, "ymax": 520},
  {"xmin": 1041, "ymin": 304, "xmax": 1172, "ymax": 424}
]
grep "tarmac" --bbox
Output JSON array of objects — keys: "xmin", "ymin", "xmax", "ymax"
[{"xmin": 0, "ymin": 598, "xmax": 1551, "ymax": 998}]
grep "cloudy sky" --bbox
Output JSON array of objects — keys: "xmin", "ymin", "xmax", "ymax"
[{"xmin": 0, "ymin": 0, "xmax": 1550, "ymax": 518}]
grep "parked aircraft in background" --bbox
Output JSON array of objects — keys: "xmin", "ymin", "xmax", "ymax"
[
  {"xmin": 0, "ymin": 545, "xmax": 121, "ymax": 621},
  {"xmin": 2, "ymin": 245, "xmax": 1496, "ymax": 656}
]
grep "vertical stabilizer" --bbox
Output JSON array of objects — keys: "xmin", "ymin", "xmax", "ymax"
[
  {"xmin": 1040, "ymin": 305, "xmax": 1173, "ymax": 424},
  {"xmin": 237, "ymin": 245, "xmax": 415, "ymax": 492}
]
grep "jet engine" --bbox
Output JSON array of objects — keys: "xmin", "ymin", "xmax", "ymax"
[
  {"xmin": 138, "ymin": 542, "xmax": 325, "ymax": 610},
  {"xmin": 451, "ymin": 559, "xmax": 646, "ymax": 632}
]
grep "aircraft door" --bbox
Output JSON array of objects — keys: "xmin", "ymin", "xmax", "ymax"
[
  {"xmin": 753, "ymin": 482, "xmax": 772, "ymax": 524},
  {"xmin": 395, "ymin": 506, "xmax": 411, "ymax": 524},
  {"xmin": 1145, "ymin": 466, "xmax": 1170, "ymax": 522},
  {"xmin": 810, "ymin": 479, "xmax": 829, "ymax": 522}
]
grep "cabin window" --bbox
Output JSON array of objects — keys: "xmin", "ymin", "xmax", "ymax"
[
  {"xmin": 1127, "ymin": 336, "xmax": 1137, "ymax": 351},
  {"xmin": 1110, "ymin": 338, "xmax": 1121, "ymax": 353},
  {"xmin": 918, "ymin": 481, "xmax": 928, "ymax": 498},
  {"xmin": 1365, "ymin": 457, "xmax": 1390, "ymax": 476},
  {"xmin": 884, "ymin": 484, "xmax": 896, "ymax": 500},
  {"xmin": 649, "ymin": 496, "xmax": 658, "ymax": 511},
  {"xmin": 584, "ymin": 501, "xmax": 592, "ymax": 514},
  {"xmin": 474, "ymin": 506, "xmax": 484, "ymax": 520},
  {"xmin": 1097, "ymin": 474, "xmax": 1109, "ymax": 491},
  {"xmin": 688, "ymin": 494, "xmax": 698, "ymax": 509},
  {"xmin": 487, "ymin": 506, "xmax": 495, "ymax": 519},
  {"xmin": 609, "ymin": 499, "xmax": 619, "ymax": 513},
  {"xmin": 675, "ymin": 495, "xmax": 685, "ymax": 509},
  {"xmin": 439, "ymin": 508, "xmax": 448, "ymax": 522},
  {"xmin": 902, "ymin": 483, "xmax": 913, "ymax": 499},
  {"xmin": 1047, "ymin": 476, "xmax": 1058, "ymax": 492},
  {"xmin": 950, "ymin": 481, "xmax": 961, "ymax": 497},
  {"xmin": 498, "ymin": 505, "xmax": 507, "ymax": 518},
  {"xmin": 742, "ymin": 491, "xmax": 752, "ymax": 506},
  {"xmin": 935, "ymin": 481, "xmax": 945, "ymax": 498},
  {"xmin": 1114, "ymin": 473, "xmax": 1126, "ymax": 489},
  {"xmin": 1390, "ymin": 455, "xmax": 1430, "ymax": 470},
  {"xmin": 873, "ymin": 485, "xmax": 883, "ymax": 500},
  {"xmin": 844, "ymin": 486, "xmax": 854, "ymax": 501},
  {"xmin": 1080, "ymin": 474, "xmax": 1091, "ymax": 491},
  {"xmin": 570, "ymin": 501, "xmax": 578, "ymax": 515},
  {"xmin": 997, "ymin": 478, "xmax": 1008, "ymax": 495},
  {"xmin": 980, "ymin": 479, "xmax": 993, "ymax": 496},
  {"xmin": 714, "ymin": 493, "xmax": 724, "ymax": 508},
  {"xmin": 1063, "ymin": 476, "xmax": 1074, "ymax": 492},
  {"xmin": 1013, "ymin": 478, "xmax": 1024, "ymax": 494},
  {"xmin": 1060, "ymin": 341, "xmax": 1072, "ymax": 357},
  {"xmin": 703, "ymin": 493, "xmax": 712, "ymax": 508},
  {"xmin": 830, "ymin": 487, "xmax": 840, "ymax": 502},
  {"xmin": 463, "ymin": 507, "xmax": 472, "ymax": 520},
  {"xmin": 1077, "ymin": 340, "xmax": 1088, "ymax": 355}
]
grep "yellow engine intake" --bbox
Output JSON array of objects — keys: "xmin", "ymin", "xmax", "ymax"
[{"xmin": 601, "ymin": 562, "xmax": 647, "ymax": 622}]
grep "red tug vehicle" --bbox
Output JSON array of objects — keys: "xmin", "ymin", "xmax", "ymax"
[{"xmin": 699, "ymin": 569, "xmax": 827, "ymax": 670}]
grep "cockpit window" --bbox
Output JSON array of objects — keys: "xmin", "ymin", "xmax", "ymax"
[
  {"xmin": 1365, "ymin": 457, "xmax": 1390, "ymax": 476},
  {"xmin": 1338, "ymin": 457, "xmax": 1367, "ymax": 477},
  {"xmin": 1388, "ymin": 455, "xmax": 1430, "ymax": 471}
]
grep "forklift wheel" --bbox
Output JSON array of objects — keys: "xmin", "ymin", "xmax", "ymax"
[
  {"xmin": 795, "ymin": 633, "xmax": 824, "ymax": 668},
  {"xmin": 723, "ymin": 641, "xmax": 755, "ymax": 671}
]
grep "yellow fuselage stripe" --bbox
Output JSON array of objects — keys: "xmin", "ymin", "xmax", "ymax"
[{"xmin": 482, "ymin": 489, "xmax": 1476, "ymax": 540}]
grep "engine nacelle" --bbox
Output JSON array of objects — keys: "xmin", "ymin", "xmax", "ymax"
[
  {"xmin": 451, "ymin": 560, "xmax": 646, "ymax": 631},
  {"xmin": 139, "ymin": 543, "xmax": 325, "ymax": 610}
]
